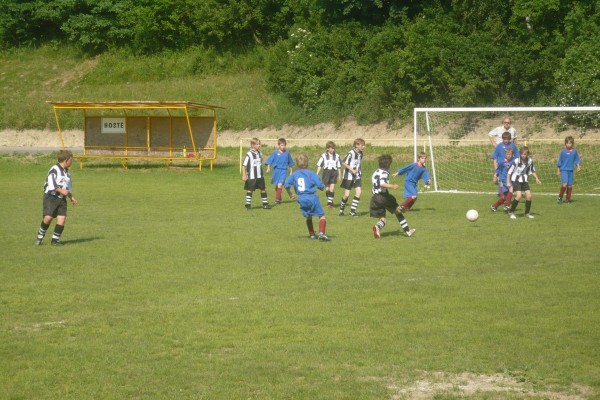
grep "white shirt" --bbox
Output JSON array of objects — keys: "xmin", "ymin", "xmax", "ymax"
[{"xmin": 488, "ymin": 126, "xmax": 517, "ymax": 145}]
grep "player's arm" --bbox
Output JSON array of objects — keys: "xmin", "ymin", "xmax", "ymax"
[{"xmin": 381, "ymin": 182, "xmax": 399, "ymax": 190}]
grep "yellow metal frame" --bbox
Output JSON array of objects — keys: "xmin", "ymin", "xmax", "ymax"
[{"xmin": 48, "ymin": 101, "xmax": 224, "ymax": 171}]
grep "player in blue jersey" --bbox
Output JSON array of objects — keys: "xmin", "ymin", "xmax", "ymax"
[
  {"xmin": 266, "ymin": 137, "xmax": 296, "ymax": 204},
  {"xmin": 371, "ymin": 155, "xmax": 416, "ymax": 239},
  {"xmin": 393, "ymin": 152, "xmax": 431, "ymax": 211},
  {"xmin": 284, "ymin": 154, "xmax": 330, "ymax": 241},
  {"xmin": 490, "ymin": 147, "xmax": 514, "ymax": 212},
  {"xmin": 556, "ymin": 136, "xmax": 582, "ymax": 204},
  {"xmin": 491, "ymin": 131, "xmax": 519, "ymax": 191}
]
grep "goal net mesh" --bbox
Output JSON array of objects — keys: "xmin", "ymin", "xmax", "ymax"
[{"xmin": 414, "ymin": 107, "xmax": 600, "ymax": 195}]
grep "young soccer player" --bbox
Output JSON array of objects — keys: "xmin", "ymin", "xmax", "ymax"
[
  {"xmin": 507, "ymin": 146, "xmax": 542, "ymax": 219},
  {"xmin": 316, "ymin": 141, "xmax": 342, "ymax": 208},
  {"xmin": 371, "ymin": 155, "xmax": 416, "ymax": 239},
  {"xmin": 556, "ymin": 136, "xmax": 582, "ymax": 204},
  {"xmin": 34, "ymin": 149, "xmax": 78, "ymax": 246},
  {"xmin": 339, "ymin": 138, "xmax": 366, "ymax": 217},
  {"xmin": 284, "ymin": 154, "xmax": 331, "ymax": 241},
  {"xmin": 491, "ymin": 131, "xmax": 519, "ymax": 187},
  {"xmin": 242, "ymin": 138, "xmax": 272, "ymax": 210},
  {"xmin": 392, "ymin": 152, "xmax": 431, "ymax": 211},
  {"xmin": 265, "ymin": 138, "xmax": 296, "ymax": 204},
  {"xmin": 490, "ymin": 147, "xmax": 514, "ymax": 212}
]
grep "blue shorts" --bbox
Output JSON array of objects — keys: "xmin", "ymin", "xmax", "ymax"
[
  {"xmin": 560, "ymin": 170, "xmax": 574, "ymax": 186},
  {"xmin": 403, "ymin": 183, "xmax": 418, "ymax": 199},
  {"xmin": 271, "ymin": 168, "xmax": 288, "ymax": 185},
  {"xmin": 297, "ymin": 194, "xmax": 324, "ymax": 218}
]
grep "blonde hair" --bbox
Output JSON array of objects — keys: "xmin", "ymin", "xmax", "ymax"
[
  {"xmin": 295, "ymin": 154, "xmax": 309, "ymax": 169},
  {"xmin": 250, "ymin": 137, "xmax": 260, "ymax": 146},
  {"xmin": 353, "ymin": 138, "xmax": 365, "ymax": 147}
]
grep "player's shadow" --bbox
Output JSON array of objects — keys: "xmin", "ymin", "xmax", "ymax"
[
  {"xmin": 61, "ymin": 236, "xmax": 104, "ymax": 245},
  {"xmin": 381, "ymin": 230, "xmax": 408, "ymax": 238},
  {"xmin": 404, "ymin": 207, "xmax": 436, "ymax": 212}
]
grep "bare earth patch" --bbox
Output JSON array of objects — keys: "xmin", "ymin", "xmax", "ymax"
[{"xmin": 382, "ymin": 372, "xmax": 595, "ymax": 400}]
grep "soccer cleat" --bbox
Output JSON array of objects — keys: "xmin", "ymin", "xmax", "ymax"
[
  {"xmin": 349, "ymin": 211, "xmax": 358, "ymax": 217},
  {"xmin": 557, "ymin": 197, "xmax": 563, "ymax": 204},
  {"xmin": 275, "ymin": 200, "xmax": 281, "ymax": 205},
  {"xmin": 399, "ymin": 205, "xmax": 407, "ymax": 212},
  {"xmin": 51, "ymin": 239, "xmax": 64, "ymax": 246},
  {"xmin": 263, "ymin": 204, "xmax": 272, "ymax": 209},
  {"xmin": 339, "ymin": 210, "xmax": 345, "ymax": 216},
  {"xmin": 245, "ymin": 205, "xmax": 251, "ymax": 211},
  {"xmin": 525, "ymin": 213, "xmax": 535, "ymax": 219},
  {"xmin": 318, "ymin": 233, "xmax": 331, "ymax": 241},
  {"xmin": 490, "ymin": 205, "xmax": 497, "ymax": 212},
  {"xmin": 406, "ymin": 228, "xmax": 416, "ymax": 237},
  {"xmin": 503, "ymin": 205, "xmax": 510, "ymax": 212},
  {"xmin": 373, "ymin": 226, "xmax": 381, "ymax": 239},
  {"xmin": 566, "ymin": 200, "xmax": 572, "ymax": 204},
  {"xmin": 508, "ymin": 213, "xmax": 516, "ymax": 219},
  {"xmin": 34, "ymin": 238, "xmax": 43, "ymax": 246},
  {"xmin": 309, "ymin": 235, "xmax": 316, "ymax": 239}
]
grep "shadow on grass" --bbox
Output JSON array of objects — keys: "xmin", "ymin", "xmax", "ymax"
[{"xmin": 62, "ymin": 236, "xmax": 104, "ymax": 245}]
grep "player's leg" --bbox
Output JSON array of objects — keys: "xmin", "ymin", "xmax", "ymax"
[
  {"xmin": 257, "ymin": 178, "xmax": 271, "ymax": 209},
  {"xmin": 524, "ymin": 190, "xmax": 534, "ymax": 218},
  {"xmin": 373, "ymin": 217, "xmax": 385, "ymax": 239},
  {"xmin": 51, "ymin": 214, "xmax": 67, "ymax": 246},
  {"xmin": 349, "ymin": 185, "xmax": 362, "ymax": 216},
  {"xmin": 306, "ymin": 216, "xmax": 315, "ymax": 238},
  {"xmin": 394, "ymin": 206, "xmax": 415, "ymax": 236},
  {"xmin": 339, "ymin": 183, "xmax": 351, "ymax": 215},
  {"xmin": 275, "ymin": 183, "xmax": 283, "ymax": 204},
  {"xmin": 509, "ymin": 187, "xmax": 522, "ymax": 218},
  {"xmin": 565, "ymin": 172, "xmax": 574, "ymax": 203},
  {"xmin": 35, "ymin": 214, "xmax": 53, "ymax": 245}
]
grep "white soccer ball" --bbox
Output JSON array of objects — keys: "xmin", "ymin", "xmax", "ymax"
[{"xmin": 466, "ymin": 209, "xmax": 479, "ymax": 222}]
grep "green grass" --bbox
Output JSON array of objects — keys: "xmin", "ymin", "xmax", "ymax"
[
  {"xmin": 0, "ymin": 46, "xmax": 327, "ymax": 131},
  {"xmin": 2, "ymin": 149, "xmax": 600, "ymax": 399}
]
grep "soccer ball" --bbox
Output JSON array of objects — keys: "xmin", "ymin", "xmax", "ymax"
[{"xmin": 466, "ymin": 209, "xmax": 479, "ymax": 222}]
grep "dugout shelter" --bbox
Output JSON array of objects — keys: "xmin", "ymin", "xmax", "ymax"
[{"xmin": 49, "ymin": 101, "xmax": 224, "ymax": 171}]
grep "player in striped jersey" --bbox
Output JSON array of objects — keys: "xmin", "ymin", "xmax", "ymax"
[
  {"xmin": 34, "ymin": 150, "xmax": 78, "ymax": 246},
  {"xmin": 370, "ymin": 155, "xmax": 415, "ymax": 238},
  {"xmin": 315, "ymin": 141, "xmax": 341, "ymax": 208},
  {"xmin": 339, "ymin": 138, "xmax": 365, "ymax": 217},
  {"xmin": 284, "ymin": 154, "xmax": 330, "ymax": 241},
  {"xmin": 507, "ymin": 146, "xmax": 542, "ymax": 219},
  {"xmin": 242, "ymin": 138, "xmax": 272, "ymax": 210}
]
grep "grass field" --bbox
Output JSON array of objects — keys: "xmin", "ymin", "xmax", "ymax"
[{"xmin": 2, "ymin": 149, "xmax": 599, "ymax": 399}]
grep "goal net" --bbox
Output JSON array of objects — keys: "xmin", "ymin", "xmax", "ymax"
[{"xmin": 413, "ymin": 107, "xmax": 600, "ymax": 195}]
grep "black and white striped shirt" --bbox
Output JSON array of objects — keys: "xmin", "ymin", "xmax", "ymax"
[
  {"xmin": 242, "ymin": 149, "xmax": 264, "ymax": 179},
  {"xmin": 341, "ymin": 149, "xmax": 363, "ymax": 180},
  {"xmin": 316, "ymin": 152, "xmax": 341, "ymax": 170},
  {"xmin": 371, "ymin": 168, "xmax": 390, "ymax": 194},
  {"xmin": 43, "ymin": 164, "xmax": 72, "ymax": 198},
  {"xmin": 508, "ymin": 156, "xmax": 536, "ymax": 183}
]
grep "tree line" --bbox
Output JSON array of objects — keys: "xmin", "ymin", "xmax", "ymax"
[{"xmin": 2, "ymin": 0, "xmax": 599, "ymax": 124}]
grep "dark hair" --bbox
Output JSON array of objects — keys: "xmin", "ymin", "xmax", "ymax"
[
  {"xmin": 502, "ymin": 131, "xmax": 511, "ymax": 140},
  {"xmin": 378, "ymin": 154, "xmax": 392, "ymax": 170},
  {"xmin": 57, "ymin": 149, "xmax": 73, "ymax": 163}
]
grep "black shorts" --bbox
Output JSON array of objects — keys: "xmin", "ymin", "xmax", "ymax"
[
  {"xmin": 512, "ymin": 181, "xmax": 531, "ymax": 192},
  {"xmin": 321, "ymin": 170, "xmax": 338, "ymax": 186},
  {"xmin": 244, "ymin": 177, "xmax": 266, "ymax": 191},
  {"xmin": 43, "ymin": 193, "xmax": 67, "ymax": 218},
  {"xmin": 370, "ymin": 192, "xmax": 399, "ymax": 218},
  {"xmin": 341, "ymin": 178, "xmax": 362, "ymax": 190}
]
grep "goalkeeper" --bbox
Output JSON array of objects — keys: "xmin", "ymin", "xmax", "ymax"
[{"xmin": 392, "ymin": 152, "xmax": 431, "ymax": 211}]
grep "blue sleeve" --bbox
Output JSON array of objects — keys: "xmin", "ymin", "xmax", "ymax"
[
  {"xmin": 266, "ymin": 152, "xmax": 275, "ymax": 165},
  {"xmin": 313, "ymin": 171, "xmax": 325, "ymax": 190},
  {"xmin": 284, "ymin": 173, "xmax": 294, "ymax": 189},
  {"xmin": 397, "ymin": 164, "xmax": 412, "ymax": 175},
  {"xmin": 422, "ymin": 168, "xmax": 430, "ymax": 183},
  {"xmin": 575, "ymin": 150, "xmax": 581, "ymax": 165},
  {"xmin": 288, "ymin": 152, "xmax": 295, "ymax": 167}
]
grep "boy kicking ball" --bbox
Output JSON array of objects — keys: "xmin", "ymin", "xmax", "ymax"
[
  {"xmin": 284, "ymin": 154, "xmax": 331, "ymax": 241},
  {"xmin": 370, "ymin": 154, "xmax": 416, "ymax": 238}
]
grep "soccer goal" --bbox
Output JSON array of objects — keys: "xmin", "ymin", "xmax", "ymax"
[{"xmin": 413, "ymin": 107, "xmax": 600, "ymax": 195}]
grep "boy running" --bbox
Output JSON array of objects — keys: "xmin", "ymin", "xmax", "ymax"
[
  {"xmin": 371, "ymin": 155, "xmax": 416, "ymax": 239},
  {"xmin": 393, "ymin": 152, "xmax": 431, "ymax": 211},
  {"xmin": 265, "ymin": 138, "xmax": 296, "ymax": 204},
  {"xmin": 507, "ymin": 146, "xmax": 542, "ymax": 219},
  {"xmin": 284, "ymin": 154, "xmax": 331, "ymax": 241}
]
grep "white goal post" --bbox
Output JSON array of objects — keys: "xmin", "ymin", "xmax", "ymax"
[{"xmin": 413, "ymin": 107, "xmax": 600, "ymax": 195}]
